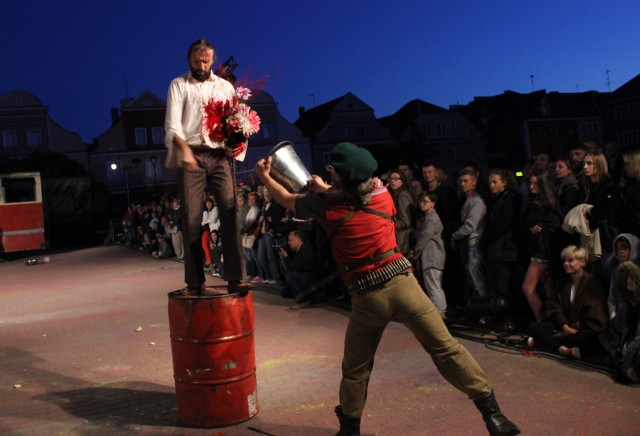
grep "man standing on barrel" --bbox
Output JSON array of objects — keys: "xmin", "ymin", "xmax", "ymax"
[
  {"xmin": 165, "ymin": 38, "xmax": 251, "ymax": 296},
  {"xmin": 254, "ymin": 142, "xmax": 520, "ymax": 436}
]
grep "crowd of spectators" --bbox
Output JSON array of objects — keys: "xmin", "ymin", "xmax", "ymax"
[
  {"xmin": 391, "ymin": 143, "xmax": 639, "ymax": 381},
  {"xmin": 116, "ymin": 142, "xmax": 640, "ymax": 380}
]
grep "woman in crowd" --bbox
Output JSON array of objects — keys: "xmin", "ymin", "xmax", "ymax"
[
  {"xmin": 201, "ymin": 197, "xmax": 219, "ymax": 270},
  {"xmin": 482, "ymin": 169, "xmax": 521, "ymax": 327},
  {"xmin": 237, "ymin": 191, "xmax": 260, "ymax": 279},
  {"xmin": 582, "ymin": 151, "xmax": 619, "ymax": 250},
  {"xmin": 600, "ymin": 261, "xmax": 640, "ymax": 382},
  {"xmin": 409, "ymin": 179, "xmax": 424, "ymax": 204},
  {"xmin": 522, "ymin": 169, "xmax": 563, "ymax": 321},
  {"xmin": 255, "ymin": 189, "xmax": 285, "ymax": 285},
  {"xmin": 527, "ymin": 245, "xmax": 608, "ymax": 359},
  {"xmin": 387, "ymin": 169, "xmax": 414, "ymax": 255},
  {"xmin": 605, "ymin": 233, "xmax": 639, "ymax": 320},
  {"xmin": 618, "ymin": 149, "xmax": 640, "ymax": 234},
  {"xmin": 554, "ymin": 158, "xmax": 580, "ymax": 217}
]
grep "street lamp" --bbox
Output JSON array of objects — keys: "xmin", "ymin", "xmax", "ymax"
[{"xmin": 110, "ymin": 162, "xmax": 131, "ymax": 206}]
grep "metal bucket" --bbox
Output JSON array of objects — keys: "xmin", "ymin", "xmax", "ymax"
[
  {"xmin": 168, "ymin": 289, "xmax": 258, "ymax": 427},
  {"xmin": 268, "ymin": 141, "xmax": 312, "ymax": 193}
]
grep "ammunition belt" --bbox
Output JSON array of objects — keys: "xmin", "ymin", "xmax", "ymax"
[{"xmin": 348, "ymin": 256, "xmax": 412, "ymax": 295}]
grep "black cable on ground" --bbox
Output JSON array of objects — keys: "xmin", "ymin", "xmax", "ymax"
[{"xmin": 445, "ymin": 318, "xmax": 622, "ymax": 378}]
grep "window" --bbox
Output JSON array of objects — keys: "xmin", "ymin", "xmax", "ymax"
[
  {"xmin": 2, "ymin": 177, "xmax": 36, "ymax": 203},
  {"xmin": 134, "ymin": 128, "xmax": 148, "ymax": 145},
  {"xmin": 27, "ymin": 129, "xmax": 42, "ymax": 147},
  {"xmin": 2, "ymin": 130, "xmax": 17, "ymax": 148},
  {"xmin": 145, "ymin": 157, "xmax": 162, "ymax": 179},
  {"xmin": 357, "ymin": 125, "xmax": 365, "ymax": 139},
  {"xmin": 451, "ymin": 123, "xmax": 460, "ymax": 135},
  {"xmin": 151, "ymin": 127, "xmax": 164, "ymax": 144},
  {"xmin": 107, "ymin": 161, "xmax": 124, "ymax": 181},
  {"xmin": 437, "ymin": 124, "xmax": 445, "ymax": 136},
  {"xmin": 452, "ymin": 146, "xmax": 460, "ymax": 159},
  {"xmin": 261, "ymin": 124, "xmax": 273, "ymax": 139}
]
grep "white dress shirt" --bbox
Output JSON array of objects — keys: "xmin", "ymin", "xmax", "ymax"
[{"xmin": 164, "ymin": 71, "xmax": 246, "ymax": 168}]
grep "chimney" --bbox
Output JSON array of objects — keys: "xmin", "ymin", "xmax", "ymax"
[
  {"xmin": 298, "ymin": 106, "xmax": 306, "ymax": 118},
  {"xmin": 111, "ymin": 107, "xmax": 120, "ymax": 126}
]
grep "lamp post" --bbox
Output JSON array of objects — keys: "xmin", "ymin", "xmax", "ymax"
[
  {"xmin": 150, "ymin": 155, "xmax": 157, "ymax": 188},
  {"xmin": 110, "ymin": 162, "xmax": 131, "ymax": 207}
]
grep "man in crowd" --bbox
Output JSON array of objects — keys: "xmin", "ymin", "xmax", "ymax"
[
  {"xmin": 164, "ymin": 38, "xmax": 250, "ymax": 295},
  {"xmin": 569, "ymin": 143, "xmax": 590, "ymax": 174},
  {"xmin": 422, "ymin": 161, "xmax": 464, "ymax": 306},
  {"xmin": 277, "ymin": 230, "xmax": 317, "ymax": 309},
  {"xmin": 451, "ymin": 168, "xmax": 488, "ymax": 300},
  {"xmin": 534, "ymin": 150, "xmax": 553, "ymax": 171},
  {"xmin": 255, "ymin": 142, "xmax": 520, "ymax": 436}
]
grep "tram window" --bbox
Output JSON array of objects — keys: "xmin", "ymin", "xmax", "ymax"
[{"xmin": 2, "ymin": 177, "xmax": 36, "ymax": 203}]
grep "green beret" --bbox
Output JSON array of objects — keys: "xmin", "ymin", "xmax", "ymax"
[{"xmin": 328, "ymin": 142, "xmax": 377, "ymax": 181}]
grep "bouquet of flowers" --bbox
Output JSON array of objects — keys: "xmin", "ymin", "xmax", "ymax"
[{"xmin": 203, "ymin": 86, "xmax": 261, "ymax": 157}]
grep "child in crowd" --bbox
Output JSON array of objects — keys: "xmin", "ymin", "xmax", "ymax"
[
  {"xmin": 527, "ymin": 245, "xmax": 608, "ymax": 359},
  {"xmin": 414, "ymin": 192, "xmax": 447, "ymax": 318},
  {"xmin": 600, "ymin": 261, "xmax": 640, "ymax": 382},
  {"xmin": 606, "ymin": 234, "xmax": 640, "ymax": 319}
]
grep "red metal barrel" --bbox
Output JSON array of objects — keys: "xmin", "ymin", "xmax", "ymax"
[{"xmin": 168, "ymin": 289, "xmax": 258, "ymax": 427}]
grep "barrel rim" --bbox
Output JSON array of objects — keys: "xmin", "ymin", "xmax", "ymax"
[{"xmin": 168, "ymin": 290, "xmax": 249, "ymax": 300}]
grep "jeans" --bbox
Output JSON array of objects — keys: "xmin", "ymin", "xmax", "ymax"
[
  {"xmin": 421, "ymin": 268, "xmax": 447, "ymax": 316},
  {"xmin": 252, "ymin": 245, "xmax": 266, "ymax": 278},
  {"xmin": 258, "ymin": 233, "xmax": 282, "ymax": 281},
  {"xmin": 463, "ymin": 242, "xmax": 488, "ymax": 298},
  {"xmin": 243, "ymin": 247, "xmax": 257, "ymax": 277}
]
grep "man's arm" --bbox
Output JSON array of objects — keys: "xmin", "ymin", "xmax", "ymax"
[
  {"xmin": 165, "ymin": 77, "xmax": 198, "ymax": 171},
  {"xmin": 173, "ymin": 135, "xmax": 198, "ymax": 172}
]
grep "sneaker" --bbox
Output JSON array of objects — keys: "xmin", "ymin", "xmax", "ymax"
[
  {"xmin": 251, "ymin": 276, "xmax": 265, "ymax": 283},
  {"xmin": 559, "ymin": 346, "xmax": 581, "ymax": 359},
  {"xmin": 265, "ymin": 279, "xmax": 279, "ymax": 285},
  {"xmin": 289, "ymin": 301, "xmax": 311, "ymax": 310},
  {"xmin": 526, "ymin": 337, "xmax": 537, "ymax": 349}
]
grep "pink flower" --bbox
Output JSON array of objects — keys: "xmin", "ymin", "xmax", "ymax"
[{"xmin": 236, "ymin": 87, "xmax": 251, "ymax": 100}]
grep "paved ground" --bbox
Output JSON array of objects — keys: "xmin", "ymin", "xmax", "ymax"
[{"xmin": 0, "ymin": 245, "xmax": 638, "ymax": 435}]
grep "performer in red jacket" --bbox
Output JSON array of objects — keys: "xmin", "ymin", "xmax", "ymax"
[{"xmin": 255, "ymin": 142, "xmax": 520, "ymax": 436}]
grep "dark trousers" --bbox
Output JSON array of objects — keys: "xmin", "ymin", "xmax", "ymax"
[
  {"xmin": 529, "ymin": 321, "xmax": 604, "ymax": 357},
  {"xmin": 285, "ymin": 271, "xmax": 313, "ymax": 297},
  {"xmin": 180, "ymin": 149, "xmax": 244, "ymax": 289}
]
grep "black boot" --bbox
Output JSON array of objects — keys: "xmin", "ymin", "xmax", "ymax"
[
  {"xmin": 473, "ymin": 391, "xmax": 521, "ymax": 436},
  {"xmin": 334, "ymin": 405, "xmax": 360, "ymax": 436}
]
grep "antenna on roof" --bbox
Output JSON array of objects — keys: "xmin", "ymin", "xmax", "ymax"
[
  {"xmin": 605, "ymin": 69, "xmax": 613, "ymax": 92},
  {"xmin": 529, "ymin": 75, "xmax": 534, "ymax": 92},
  {"xmin": 308, "ymin": 93, "xmax": 316, "ymax": 106}
]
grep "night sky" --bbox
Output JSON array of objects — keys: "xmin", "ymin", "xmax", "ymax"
[{"xmin": 2, "ymin": 1, "xmax": 639, "ymax": 143}]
